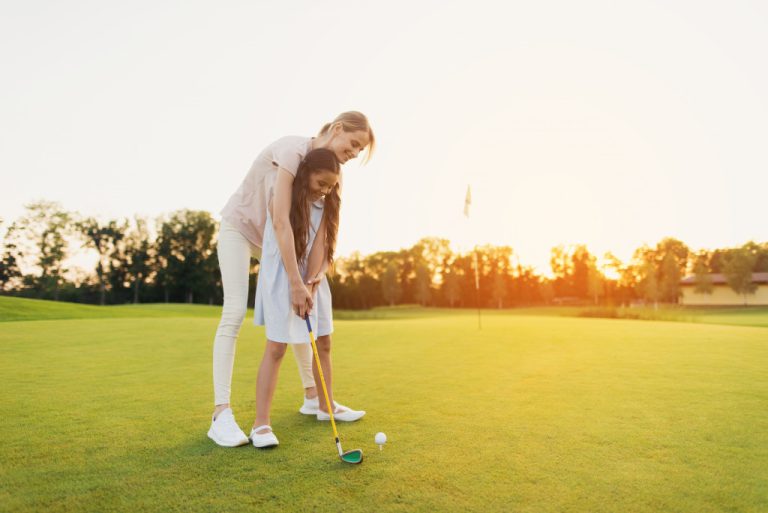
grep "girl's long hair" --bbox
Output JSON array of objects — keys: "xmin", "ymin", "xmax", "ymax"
[{"xmin": 290, "ymin": 148, "xmax": 341, "ymax": 266}]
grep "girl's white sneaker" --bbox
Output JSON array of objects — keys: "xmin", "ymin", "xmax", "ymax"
[
  {"xmin": 316, "ymin": 405, "xmax": 366, "ymax": 422},
  {"xmin": 250, "ymin": 425, "xmax": 279, "ymax": 448},
  {"xmin": 207, "ymin": 408, "xmax": 250, "ymax": 447}
]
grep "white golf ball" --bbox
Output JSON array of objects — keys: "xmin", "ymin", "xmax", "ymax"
[{"xmin": 375, "ymin": 432, "xmax": 387, "ymax": 445}]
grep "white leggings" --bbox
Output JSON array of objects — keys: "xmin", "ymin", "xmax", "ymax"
[{"xmin": 213, "ymin": 220, "xmax": 315, "ymax": 405}]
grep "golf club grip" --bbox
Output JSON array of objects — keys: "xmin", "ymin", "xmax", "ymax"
[{"xmin": 305, "ymin": 316, "xmax": 312, "ymax": 333}]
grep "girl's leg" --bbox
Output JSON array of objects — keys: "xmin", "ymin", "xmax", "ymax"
[
  {"xmin": 290, "ymin": 344, "xmax": 318, "ymax": 399},
  {"xmin": 312, "ymin": 335, "xmax": 335, "ymax": 413},
  {"xmin": 212, "ymin": 221, "xmax": 252, "ymax": 416},
  {"xmin": 254, "ymin": 341, "xmax": 288, "ymax": 432}
]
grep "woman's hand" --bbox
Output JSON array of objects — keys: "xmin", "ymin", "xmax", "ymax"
[
  {"xmin": 306, "ymin": 273, "xmax": 324, "ymax": 297},
  {"xmin": 304, "ymin": 215, "xmax": 328, "ymax": 297},
  {"xmin": 291, "ymin": 280, "xmax": 313, "ymax": 318}
]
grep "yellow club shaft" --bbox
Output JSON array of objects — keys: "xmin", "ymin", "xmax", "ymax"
[{"xmin": 306, "ymin": 321, "xmax": 340, "ymax": 445}]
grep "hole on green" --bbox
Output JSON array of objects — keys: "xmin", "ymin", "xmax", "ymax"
[{"xmin": 341, "ymin": 450, "xmax": 363, "ymax": 464}]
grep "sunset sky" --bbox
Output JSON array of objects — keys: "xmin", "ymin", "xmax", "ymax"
[{"xmin": 2, "ymin": 1, "xmax": 767, "ymax": 274}]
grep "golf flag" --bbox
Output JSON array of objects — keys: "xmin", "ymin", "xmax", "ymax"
[
  {"xmin": 463, "ymin": 183, "xmax": 481, "ymax": 329},
  {"xmin": 463, "ymin": 185, "xmax": 471, "ymax": 218}
]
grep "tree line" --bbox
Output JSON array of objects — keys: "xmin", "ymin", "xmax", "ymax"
[
  {"xmin": 2, "ymin": 201, "xmax": 766, "ymax": 308},
  {"xmin": 1, "ymin": 201, "xmax": 219, "ymax": 305}
]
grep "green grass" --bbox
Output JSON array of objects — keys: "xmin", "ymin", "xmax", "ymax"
[
  {"xmin": 679, "ymin": 306, "xmax": 768, "ymax": 328},
  {"xmin": 4, "ymin": 295, "xmax": 768, "ymax": 328},
  {"xmin": 0, "ymin": 295, "xmax": 221, "ymax": 322},
  {"xmin": 1, "ymin": 298, "xmax": 767, "ymax": 512}
]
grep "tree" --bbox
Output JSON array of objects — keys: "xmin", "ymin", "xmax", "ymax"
[
  {"xmin": 451, "ymin": 253, "xmax": 479, "ymax": 307},
  {"xmin": 659, "ymin": 251, "xmax": 682, "ymax": 304},
  {"xmin": 630, "ymin": 239, "xmax": 689, "ymax": 306},
  {"xmin": 482, "ymin": 246, "xmax": 512, "ymax": 308},
  {"xmin": 692, "ymin": 253, "xmax": 713, "ymax": 295},
  {"xmin": 539, "ymin": 279, "xmax": 555, "ymax": 304},
  {"xmin": 412, "ymin": 237, "xmax": 452, "ymax": 280},
  {"xmin": 547, "ymin": 244, "xmax": 596, "ymax": 300},
  {"xmin": 76, "ymin": 217, "xmax": 128, "ymax": 305},
  {"xmin": 124, "ymin": 217, "xmax": 154, "ymax": 303},
  {"xmin": 492, "ymin": 271, "xmax": 507, "ymax": 309},
  {"xmin": 17, "ymin": 201, "xmax": 72, "ymax": 300},
  {"xmin": 550, "ymin": 245, "xmax": 573, "ymax": 297},
  {"xmin": 656, "ymin": 238, "xmax": 688, "ymax": 303},
  {"xmin": 442, "ymin": 270, "xmax": 461, "ymax": 307},
  {"xmin": 155, "ymin": 210, "xmax": 218, "ymax": 303},
  {"xmin": 587, "ymin": 266, "xmax": 604, "ymax": 305},
  {"xmin": 514, "ymin": 265, "xmax": 545, "ymax": 305},
  {"xmin": 381, "ymin": 260, "xmax": 402, "ymax": 306},
  {"xmin": 740, "ymin": 241, "xmax": 768, "ymax": 271},
  {"xmin": 0, "ymin": 223, "xmax": 23, "ymax": 291},
  {"xmin": 656, "ymin": 238, "xmax": 690, "ymax": 266},
  {"xmin": 348, "ymin": 250, "xmax": 397, "ymax": 307},
  {"xmin": 723, "ymin": 247, "xmax": 757, "ymax": 305},
  {"xmin": 752, "ymin": 242, "xmax": 768, "ymax": 272},
  {"xmin": 639, "ymin": 260, "xmax": 660, "ymax": 308},
  {"xmin": 600, "ymin": 252, "xmax": 625, "ymax": 305},
  {"xmin": 357, "ymin": 274, "xmax": 380, "ymax": 309},
  {"xmin": 571, "ymin": 245, "xmax": 595, "ymax": 299},
  {"xmin": 334, "ymin": 252, "xmax": 374, "ymax": 309},
  {"xmin": 414, "ymin": 263, "xmax": 431, "ymax": 306},
  {"xmin": 550, "ymin": 245, "xmax": 571, "ymax": 278}
]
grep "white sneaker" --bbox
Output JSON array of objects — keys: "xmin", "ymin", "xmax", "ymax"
[
  {"xmin": 299, "ymin": 396, "xmax": 321, "ymax": 415},
  {"xmin": 299, "ymin": 397, "xmax": 344, "ymax": 415},
  {"xmin": 250, "ymin": 425, "xmax": 279, "ymax": 448},
  {"xmin": 316, "ymin": 404, "xmax": 366, "ymax": 422},
  {"xmin": 207, "ymin": 408, "xmax": 249, "ymax": 447}
]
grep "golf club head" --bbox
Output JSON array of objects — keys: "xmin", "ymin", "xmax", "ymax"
[{"xmin": 340, "ymin": 449, "xmax": 363, "ymax": 464}]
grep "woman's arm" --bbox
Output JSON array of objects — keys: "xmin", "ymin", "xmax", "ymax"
[
  {"xmin": 271, "ymin": 168, "xmax": 313, "ymax": 317},
  {"xmin": 305, "ymin": 213, "xmax": 329, "ymax": 295}
]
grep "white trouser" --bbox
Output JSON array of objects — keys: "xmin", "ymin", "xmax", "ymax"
[{"xmin": 213, "ymin": 219, "xmax": 315, "ymax": 405}]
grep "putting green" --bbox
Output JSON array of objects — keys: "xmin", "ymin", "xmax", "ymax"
[{"xmin": 1, "ymin": 300, "xmax": 766, "ymax": 512}]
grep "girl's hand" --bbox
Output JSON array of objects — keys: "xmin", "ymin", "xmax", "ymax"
[{"xmin": 291, "ymin": 281, "xmax": 313, "ymax": 318}]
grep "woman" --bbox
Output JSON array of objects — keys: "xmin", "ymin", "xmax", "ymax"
[{"xmin": 208, "ymin": 112, "xmax": 375, "ymax": 447}]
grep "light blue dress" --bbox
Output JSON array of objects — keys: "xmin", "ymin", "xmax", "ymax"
[{"xmin": 254, "ymin": 198, "xmax": 333, "ymax": 343}]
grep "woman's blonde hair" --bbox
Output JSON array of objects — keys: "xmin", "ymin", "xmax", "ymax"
[{"xmin": 318, "ymin": 111, "xmax": 376, "ymax": 164}]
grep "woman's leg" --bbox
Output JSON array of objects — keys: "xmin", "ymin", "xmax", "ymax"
[
  {"xmin": 291, "ymin": 344, "xmax": 317, "ymax": 399},
  {"xmin": 312, "ymin": 335, "xmax": 335, "ymax": 413},
  {"xmin": 212, "ymin": 221, "xmax": 253, "ymax": 416},
  {"xmin": 254, "ymin": 341, "xmax": 288, "ymax": 432}
]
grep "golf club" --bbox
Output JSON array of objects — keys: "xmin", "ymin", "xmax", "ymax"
[{"xmin": 304, "ymin": 316, "xmax": 363, "ymax": 464}]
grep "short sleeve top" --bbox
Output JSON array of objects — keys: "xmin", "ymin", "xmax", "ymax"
[{"xmin": 220, "ymin": 136, "xmax": 312, "ymax": 248}]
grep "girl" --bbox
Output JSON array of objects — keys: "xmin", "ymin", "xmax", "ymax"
[
  {"xmin": 208, "ymin": 112, "xmax": 374, "ymax": 447},
  {"xmin": 250, "ymin": 148, "xmax": 363, "ymax": 448}
]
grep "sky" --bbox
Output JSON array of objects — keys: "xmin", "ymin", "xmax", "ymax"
[{"xmin": 2, "ymin": 0, "xmax": 767, "ymax": 274}]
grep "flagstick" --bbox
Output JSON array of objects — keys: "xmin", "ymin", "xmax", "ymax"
[
  {"xmin": 464, "ymin": 184, "xmax": 481, "ymax": 330},
  {"xmin": 474, "ymin": 247, "xmax": 481, "ymax": 330}
]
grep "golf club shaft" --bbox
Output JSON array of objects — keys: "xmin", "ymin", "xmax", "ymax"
[{"xmin": 304, "ymin": 316, "xmax": 342, "ymax": 455}]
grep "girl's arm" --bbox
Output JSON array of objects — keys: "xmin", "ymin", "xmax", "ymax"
[
  {"xmin": 271, "ymin": 168, "xmax": 313, "ymax": 317},
  {"xmin": 305, "ymin": 213, "xmax": 329, "ymax": 295}
]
